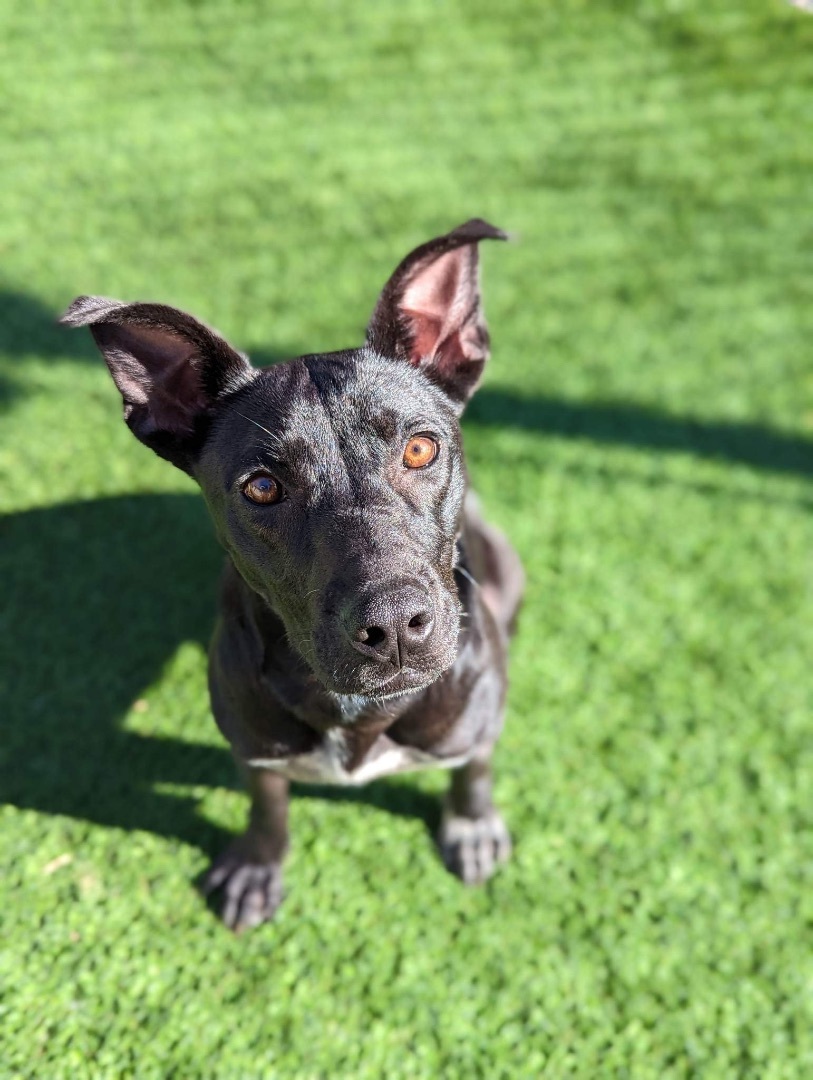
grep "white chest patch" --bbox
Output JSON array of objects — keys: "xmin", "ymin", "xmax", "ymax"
[{"xmin": 248, "ymin": 728, "xmax": 468, "ymax": 786}]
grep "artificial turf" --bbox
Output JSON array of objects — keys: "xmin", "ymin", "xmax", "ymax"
[{"xmin": 1, "ymin": 1, "xmax": 812, "ymax": 1075}]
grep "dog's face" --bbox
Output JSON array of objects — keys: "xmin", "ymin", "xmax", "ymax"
[
  {"xmin": 63, "ymin": 220, "xmax": 505, "ymax": 697},
  {"xmin": 198, "ymin": 352, "xmax": 465, "ymax": 696}
]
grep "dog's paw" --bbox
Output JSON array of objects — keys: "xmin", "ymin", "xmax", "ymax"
[
  {"xmin": 437, "ymin": 808, "xmax": 512, "ymax": 885},
  {"xmin": 200, "ymin": 843, "xmax": 284, "ymax": 932}
]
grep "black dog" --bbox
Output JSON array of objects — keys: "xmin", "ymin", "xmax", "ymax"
[{"xmin": 63, "ymin": 220, "xmax": 524, "ymax": 931}]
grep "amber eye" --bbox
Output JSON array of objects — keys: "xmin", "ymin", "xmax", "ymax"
[
  {"xmin": 403, "ymin": 435, "xmax": 439, "ymax": 469},
  {"xmin": 242, "ymin": 473, "xmax": 283, "ymax": 505}
]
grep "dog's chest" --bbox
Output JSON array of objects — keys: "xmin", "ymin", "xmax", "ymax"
[{"xmin": 248, "ymin": 728, "xmax": 467, "ymax": 786}]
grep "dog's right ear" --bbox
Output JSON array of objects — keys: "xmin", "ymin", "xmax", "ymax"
[{"xmin": 61, "ymin": 296, "xmax": 254, "ymax": 472}]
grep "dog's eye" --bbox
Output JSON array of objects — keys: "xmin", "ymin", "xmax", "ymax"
[
  {"xmin": 242, "ymin": 473, "xmax": 283, "ymax": 505},
  {"xmin": 403, "ymin": 435, "xmax": 439, "ymax": 469}
]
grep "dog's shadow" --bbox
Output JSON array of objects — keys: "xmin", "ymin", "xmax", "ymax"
[{"xmin": 0, "ymin": 493, "xmax": 440, "ymax": 862}]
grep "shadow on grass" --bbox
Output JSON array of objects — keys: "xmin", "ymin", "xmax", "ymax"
[
  {"xmin": 0, "ymin": 493, "xmax": 440, "ymax": 863},
  {"xmin": 0, "ymin": 289, "xmax": 94, "ymax": 407},
  {"xmin": 468, "ymin": 388, "xmax": 813, "ymax": 479},
  {"xmin": 0, "ymin": 493, "xmax": 229, "ymax": 850}
]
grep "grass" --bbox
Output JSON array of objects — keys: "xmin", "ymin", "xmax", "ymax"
[{"xmin": 1, "ymin": 0, "xmax": 812, "ymax": 1075}]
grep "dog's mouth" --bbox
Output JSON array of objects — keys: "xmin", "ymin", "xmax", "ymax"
[{"xmin": 318, "ymin": 661, "xmax": 448, "ymax": 701}]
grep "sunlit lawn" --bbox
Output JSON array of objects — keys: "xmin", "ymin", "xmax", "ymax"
[{"xmin": 1, "ymin": 1, "xmax": 812, "ymax": 1075}]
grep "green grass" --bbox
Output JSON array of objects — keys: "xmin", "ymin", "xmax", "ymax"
[{"xmin": 2, "ymin": 0, "xmax": 813, "ymax": 1075}]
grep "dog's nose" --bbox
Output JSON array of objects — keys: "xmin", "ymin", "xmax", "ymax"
[{"xmin": 344, "ymin": 585, "xmax": 435, "ymax": 667}]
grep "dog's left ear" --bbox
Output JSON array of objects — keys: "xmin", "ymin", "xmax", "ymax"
[{"xmin": 366, "ymin": 218, "xmax": 507, "ymax": 406}]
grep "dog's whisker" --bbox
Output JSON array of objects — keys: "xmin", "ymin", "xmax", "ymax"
[
  {"xmin": 456, "ymin": 565, "xmax": 480, "ymax": 589},
  {"xmin": 224, "ymin": 404, "xmax": 277, "ymax": 442}
]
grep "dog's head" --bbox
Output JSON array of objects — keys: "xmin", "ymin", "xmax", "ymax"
[{"xmin": 63, "ymin": 220, "xmax": 506, "ymax": 698}]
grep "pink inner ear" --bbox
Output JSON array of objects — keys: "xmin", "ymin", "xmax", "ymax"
[
  {"xmin": 102, "ymin": 323, "xmax": 207, "ymax": 435},
  {"xmin": 402, "ymin": 249, "xmax": 463, "ymax": 317},
  {"xmin": 401, "ymin": 310, "xmax": 445, "ymax": 363},
  {"xmin": 400, "ymin": 248, "xmax": 471, "ymax": 364}
]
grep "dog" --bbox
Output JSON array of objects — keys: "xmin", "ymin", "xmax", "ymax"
[{"xmin": 62, "ymin": 219, "xmax": 524, "ymax": 931}]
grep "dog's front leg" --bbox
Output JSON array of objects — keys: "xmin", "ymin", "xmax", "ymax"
[
  {"xmin": 438, "ymin": 750, "xmax": 512, "ymax": 885},
  {"xmin": 202, "ymin": 766, "xmax": 289, "ymax": 932}
]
